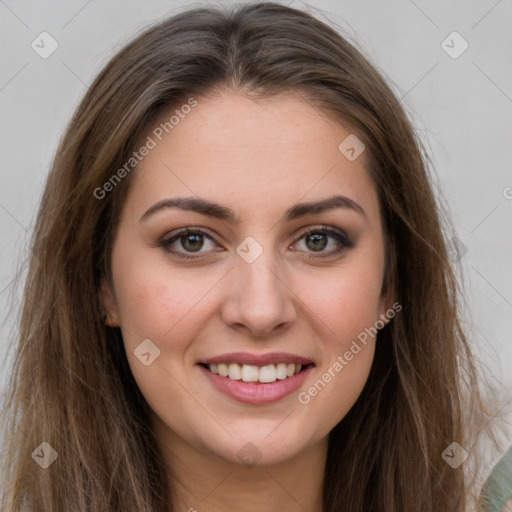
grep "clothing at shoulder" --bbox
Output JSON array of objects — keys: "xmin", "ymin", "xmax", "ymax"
[{"xmin": 480, "ymin": 446, "xmax": 512, "ymax": 512}]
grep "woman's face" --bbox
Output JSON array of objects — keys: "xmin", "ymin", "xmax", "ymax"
[{"xmin": 102, "ymin": 90, "xmax": 393, "ymax": 466}]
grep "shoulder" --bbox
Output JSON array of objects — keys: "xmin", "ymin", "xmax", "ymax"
[{"xmin": 480, "ymin": 446, "xmax": 512, "ymax": 512}]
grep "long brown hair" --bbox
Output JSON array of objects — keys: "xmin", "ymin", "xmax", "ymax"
[{"xmin": 1, "ymin": 2, "xmax": 497, "ymax": 510}]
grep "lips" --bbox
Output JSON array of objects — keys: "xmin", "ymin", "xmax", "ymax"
[
  {"xmin": 198, "ymin": 363, "xmax": 314, "ymax": 404},
  {"xmin": 197, "ymin": 352, "xmax": 315, "ymax": 403}
]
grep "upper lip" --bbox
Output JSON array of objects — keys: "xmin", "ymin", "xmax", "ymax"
[{"xmin": 199, "ymin": 352, "xmax": 315, "ymax": 366}]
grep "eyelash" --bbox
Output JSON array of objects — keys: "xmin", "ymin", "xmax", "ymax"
[{"xmin": 158, "ymin": 225, "xmax": 354, "ymax": 260}]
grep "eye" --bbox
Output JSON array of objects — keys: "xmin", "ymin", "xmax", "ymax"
[
  {"xmin": 292, "ymin": 226, "xmax": 353, "ymax": 257},
  {"xmin": 159, "ymin": 227, "xmax": 219, "ymax": 259}
]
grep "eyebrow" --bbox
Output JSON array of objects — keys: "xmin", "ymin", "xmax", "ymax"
[{"xmin": 139, "ymin": 194, "xmax": 368, "ymax": 223}]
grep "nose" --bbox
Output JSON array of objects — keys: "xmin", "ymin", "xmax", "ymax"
[{"xmin": 220, "ymin": 249, "xmax": 297, "ymax": 338}]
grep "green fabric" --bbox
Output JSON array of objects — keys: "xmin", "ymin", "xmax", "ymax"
[{"xmin": 480, "ymin": 446, "xmax": 512, "ymax": 512}]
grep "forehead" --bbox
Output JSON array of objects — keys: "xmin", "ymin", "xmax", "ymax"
[{"xmin": 122, "ymin": 90, "xmax": 380, "ymax": 224}]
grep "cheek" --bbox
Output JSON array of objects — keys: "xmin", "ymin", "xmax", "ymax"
[
  {"xmin": 294, "ymin": 259, "xmax": 383, "ymax": 421},
  {"xmin": 112, "ymin": 251, "xmax": 214, "ymax": 343},
  {"xmin": 300, "ymin": 257, "xmax": 385, "ymax": 348},
  {"xmin": 110, "ymin": 251, "xmax": 227, "ymax": 399},
  {"xmin": 111, "ymin": 257, "xmax": 208, "ymax": 417}
]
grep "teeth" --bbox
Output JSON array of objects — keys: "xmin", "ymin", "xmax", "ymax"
[
  {"xmin": 207, "ymin": 362, "xmax": 306, "ymax": 383},
  {"xmin": 276, "ymin": 363, "xmax": 288, "ymax": 380},
  {"xmin": 228, "ymin": 363, "xmax": 242, "ymax": 380},
  {"xmin": 241, "ymin": 364, "xmax": 259, "ymax": 382},
  {"xmin": 218, "ymin": 363, "xmax": 229, "ymax": 377},
  {"xmin": 259, "ymin": 364, "xmax": 277, "ymax": 383}
]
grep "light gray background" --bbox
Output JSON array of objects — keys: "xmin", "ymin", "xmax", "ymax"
[{"xmin": 1, "ymin": 0, "xmax": 511, "ymax": 457}]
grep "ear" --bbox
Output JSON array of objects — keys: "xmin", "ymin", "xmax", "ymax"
[
  {"xmin": 100, "ymin": 277, "xmax": 120, "ymax": 327},
  {"xmin": 377, "ymin": 285, "xmax": 396, "ymax": 327},
  {"xmin": 377, "ymin": 243, "xmax": 397, "ymax": 326}
]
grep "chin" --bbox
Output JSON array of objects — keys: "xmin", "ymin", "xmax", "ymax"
[{"xmin": 209, "ymin": 430, "xmax": 313, "ymax": 467}]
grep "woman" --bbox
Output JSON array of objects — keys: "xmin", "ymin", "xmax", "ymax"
[{"xmin": 1, "ymin": 2, "xmax": 499, "ymax": 511}]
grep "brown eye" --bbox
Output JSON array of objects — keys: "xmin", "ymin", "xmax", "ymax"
[
  {"xmin": 305, "ymin": 232, "xmax": 328, "ymax": 252},
  {"xmin": 180, "ymin": 233, "xmax": 204, "ymax": 252},
  {"xmin": 159, "ymin": 228, "xmax": 218, "ymax": 259},
  {"xmin": 294, "ymin": 227, "xmax": 353, "ymax": 257}
]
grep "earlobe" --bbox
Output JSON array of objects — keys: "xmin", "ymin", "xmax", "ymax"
[
  {"xmin": 100, "ymin": 278, "xmax": 120, "ymax": 327},
  {"xmin": 378, "ymin": 288, "xmax": 396, "ymax": 327},
  {"xmin": 104, "ymin": 316, "xmax": 118, "ymax": 328}
]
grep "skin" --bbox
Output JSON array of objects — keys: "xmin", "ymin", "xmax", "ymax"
[{"xmin": 101, "ymin": 89, "xmax": 394, "ymax": 512}]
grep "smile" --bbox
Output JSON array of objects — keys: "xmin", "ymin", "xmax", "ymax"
[
  {"xmin": 205, "ymin": 362, "xmax": 305, "ymax": 383},
  {"xmin": 197, "ymin": 353, "xmax": 315, "ymax": 404}
]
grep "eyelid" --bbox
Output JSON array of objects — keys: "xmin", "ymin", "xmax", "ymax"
[{"xmin": 296, "ymin": 225, "xmax": 353, "ymax": 247}]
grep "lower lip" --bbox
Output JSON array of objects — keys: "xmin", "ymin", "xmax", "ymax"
[{"xmin": 198, "ymin": 364, "xmax": 313, "ymax": 404}]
